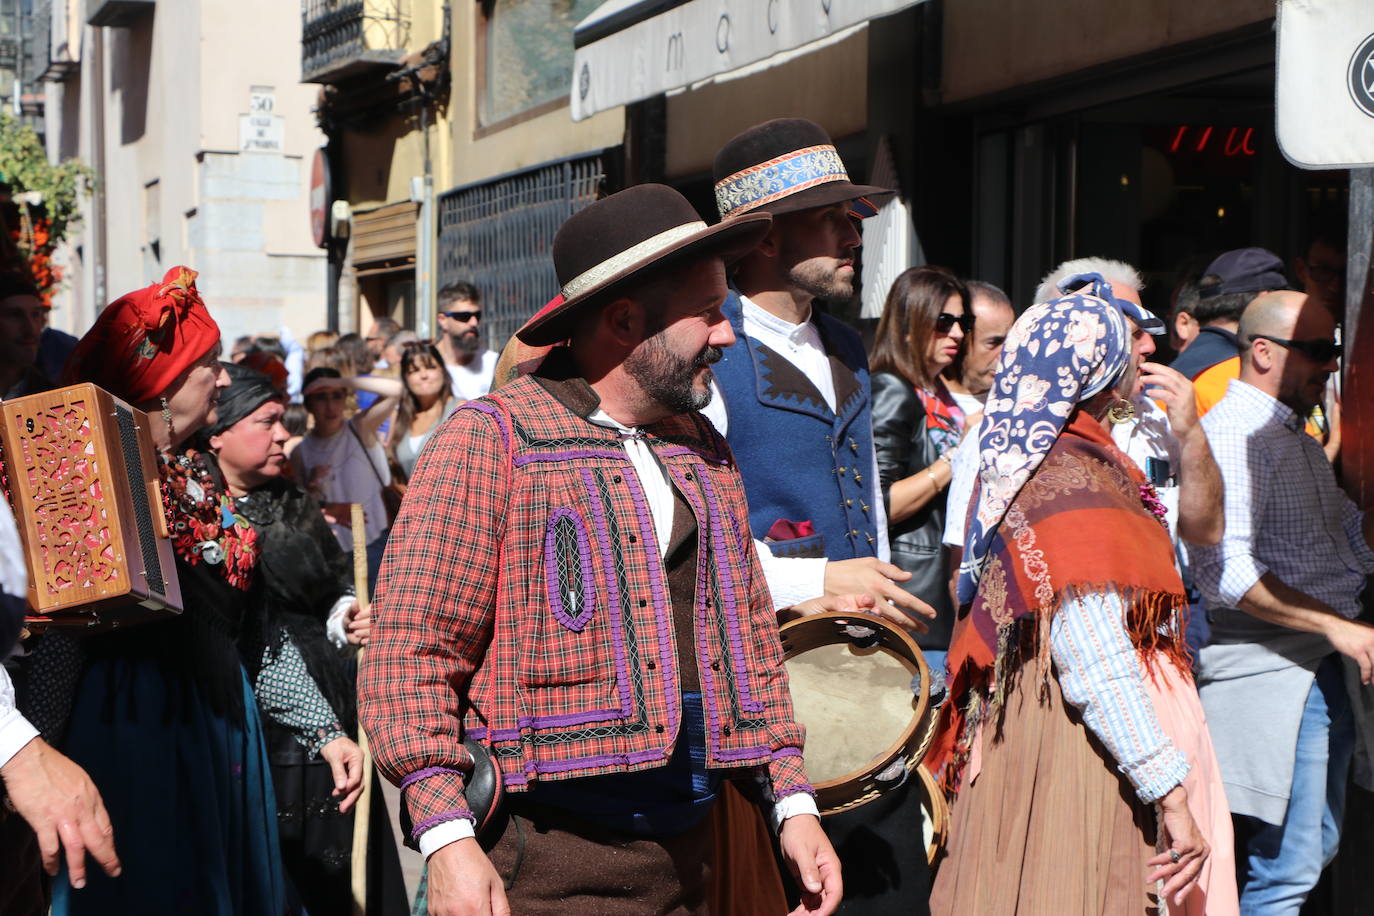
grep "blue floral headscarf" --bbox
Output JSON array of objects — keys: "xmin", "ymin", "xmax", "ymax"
[{"xmin": 956, "ymin": 273, "xmax": 1133, "ymax": 606}]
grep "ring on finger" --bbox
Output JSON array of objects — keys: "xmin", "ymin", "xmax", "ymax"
[{"xmin": 1168, "ymin": 848, "xmax": 1181, "ymax": 864}]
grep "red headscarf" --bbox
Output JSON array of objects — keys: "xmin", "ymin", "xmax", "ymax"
[{"xmin": 65, "ymin": 266, "xmax": 220, "ymax": 404}]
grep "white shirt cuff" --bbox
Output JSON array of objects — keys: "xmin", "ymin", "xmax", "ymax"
[
  {"xmin": 417, "ymin": 817, "xmax": 476, "ymax": 858},
  {"xmin": 0, "ymin": 706, "xmax": 40, "ymax": 770},
  {"xmin": 754, "ymin": 541, "xmax": 828, "ymax": 612},
  {"xmin": 770, "ymin": 791, "xmax": 821, "ymax": 831},
  {"xmin": 325, "ymin": 595, "xmax": 354, "ymax": 649}
]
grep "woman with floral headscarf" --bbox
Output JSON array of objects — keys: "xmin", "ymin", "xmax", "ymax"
[{"xmin": 927, "ymin": 275, "xmax": 1237, "ymax": 915}]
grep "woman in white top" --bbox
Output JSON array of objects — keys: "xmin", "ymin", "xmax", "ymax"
[
  {"xmin": 292, "ymin": 367, "xmax": 401, "ymax": 584},
  {"xmin": 389, "ymin": 340, "xmax": 461, "ymax": 481}
]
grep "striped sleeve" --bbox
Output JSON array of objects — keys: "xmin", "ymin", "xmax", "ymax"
[{"xmin": 1049, "ymin": 590, "xmax": 1190, "ymax": 803}]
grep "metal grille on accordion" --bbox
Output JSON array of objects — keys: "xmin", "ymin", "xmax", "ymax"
[{"xmin": 0, "ymin": 383, "xmax": 183, "ymax": 629}]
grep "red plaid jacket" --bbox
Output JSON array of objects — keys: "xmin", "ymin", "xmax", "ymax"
[{"xmin": 358, "ymin": 367, "xmax": 813, "ymax": 844}]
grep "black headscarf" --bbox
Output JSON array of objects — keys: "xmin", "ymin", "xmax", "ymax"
[{"xmin": 203, "ymin": 361, "xmax": 281, "ymax": 439}]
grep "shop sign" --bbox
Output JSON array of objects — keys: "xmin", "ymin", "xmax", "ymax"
[
  {"xmin": 1276, "ymin": 0, "xmax": 1374, "ymax": 168},
  {"xmin": 571, "ymin": 0, "xmax": 929, "ymax": 122}
]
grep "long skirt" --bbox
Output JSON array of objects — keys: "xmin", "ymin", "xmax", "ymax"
[
  {"xmin": 52, "ymin": 657, "xmax": 286, "ymax": 916},
  {"xmin": 268, "ymin": 723, "xmax": 408, "ymax": 916},
  {"xmin": 931, "ymin": 655, "xmax": 1236, "ymax": 915}
]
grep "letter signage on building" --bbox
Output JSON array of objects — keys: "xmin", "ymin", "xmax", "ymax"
[
  {"xmin": 571, "ymin": 0, "xmax": 928, "ymax": 121},
  {"xmin": 1276, "ymin": 0, "xmax": 1374, "ymax": 168}
]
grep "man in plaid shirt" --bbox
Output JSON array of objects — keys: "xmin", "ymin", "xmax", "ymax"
[
  {"xmin": 360, "ymin": 185, "xmax": 845, "ymax": 916},
  {"xmin": 1190, "ymin": 290, "xmax": 1374, "ymax": 912}
]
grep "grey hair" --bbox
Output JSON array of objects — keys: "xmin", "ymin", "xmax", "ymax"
[
  {"xmin": 385, "ymin": 328, "xmax": 419, "ymax": 350},
  {"xmin": 1034, "ymin": 258, "xmax": 1143, "ymax": 305}
]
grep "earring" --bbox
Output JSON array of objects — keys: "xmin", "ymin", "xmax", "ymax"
[
  {"xmin": 160, "ymin": 397, "xmax": 175, "ymax": 438},
  {"xmin": 1106, "ymin": 397, "xmax": 1136, "ymax": 425}
]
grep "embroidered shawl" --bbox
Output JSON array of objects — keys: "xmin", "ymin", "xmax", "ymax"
[{"xmin": 930, "ymin": 411, "xmax": 1189, "ymax": 786}]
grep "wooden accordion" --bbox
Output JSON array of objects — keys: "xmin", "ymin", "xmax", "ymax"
[{"xmin": 0, "ymin": 383, "xmax": 183, "ymax": 629}]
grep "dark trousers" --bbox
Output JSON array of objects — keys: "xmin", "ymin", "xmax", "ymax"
[
  {"xmin": 782, "ymin": 773, "xmax": 932, "ymax": 916},
  {"xmin": 489, "ymin": 800, "xmax": 714, "ymax": 915}
]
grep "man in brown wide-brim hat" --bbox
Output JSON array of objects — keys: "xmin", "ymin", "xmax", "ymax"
[
  {"xmin": 704, "ymin": 117, "xmax": 937, "ymax": 914},
  {"xmin": 360, "ymin": 183, "xmax": 856, "ymax": 915}
]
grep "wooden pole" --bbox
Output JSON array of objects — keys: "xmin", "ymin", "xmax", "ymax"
[{"xmin": 350, "ymin": 503, "xmax": 374, "ymax": 915}]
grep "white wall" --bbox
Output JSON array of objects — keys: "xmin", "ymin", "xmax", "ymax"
[{"xmin": 44, "ymin": 0, "xmax": 328, "ymax": 345}]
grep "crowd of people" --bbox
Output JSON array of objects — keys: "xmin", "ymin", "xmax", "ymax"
[{"xmin": 0, "ymin": 114, "xmax": 1366, "ymax": 916}]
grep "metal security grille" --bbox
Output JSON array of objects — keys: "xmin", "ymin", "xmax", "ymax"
[{"xmin": 438, "ymin": 153, "xmax": 605, "ymax": 349}]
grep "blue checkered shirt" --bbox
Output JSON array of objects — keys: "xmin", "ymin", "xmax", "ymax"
[{"xmin": 1189, "ymin": 380, "xmax": 1374, "ymax": 617}]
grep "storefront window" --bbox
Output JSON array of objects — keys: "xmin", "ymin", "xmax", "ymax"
[{"xmin": 483, "ymin": 0, "xmax": 600, "ymax": 126}]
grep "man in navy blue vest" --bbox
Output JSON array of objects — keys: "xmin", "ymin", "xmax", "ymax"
[{"xmin": 703, "ymin": 118, "xmax": 934, "ymax": 915}]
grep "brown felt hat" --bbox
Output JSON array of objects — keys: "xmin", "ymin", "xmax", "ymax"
[
  {"xmin": 517, "ymin": 184, "xmax": 770, "ymax": 346},
  {"xmin": 712, "ymin": 118, "xmax": 893, "ymax": 221}
]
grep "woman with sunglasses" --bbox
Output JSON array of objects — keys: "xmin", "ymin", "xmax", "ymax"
[
  {"xmin": 389, "ymin": 340, "xmax": 460, "ymax": 482},
  {"xmin": 870, "ymin": 265, "xmax": 978, "ymax": 669}
]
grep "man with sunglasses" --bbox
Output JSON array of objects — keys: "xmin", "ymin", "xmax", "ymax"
[
  {"xmin": 435, "ymin": 281, "xmax": 498, "ymax": 400},
  {"xmin": 1190, "ymin": 289, "xmax": 1374, "ymax": 913}
]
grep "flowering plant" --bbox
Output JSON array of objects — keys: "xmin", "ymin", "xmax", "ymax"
[{"xmin": 0, "ymin": 111, "xmax": 92, "ymax": 303}]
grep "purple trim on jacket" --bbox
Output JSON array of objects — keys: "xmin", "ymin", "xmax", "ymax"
[
  {"xmin": 581, "ymin": 467, "xmax": 636, "ymax": 718},
  {"xmin": 461, "ymin": 400, "xmax": 510, "ymax": 452},
  {"xmin": 543, "ymin": 507, "xmax": 597, "ymax": 632},
  {"xmin": 400, "ymin": 766, "xmax": 465, "ymax": 790},
  {"xmin": 516, "ymin": 448, "xmax": 627, "ymax": 466},
  {"xmin": 687, "ymin": 463, "xmax": 764, "ymax": 714},
  {"xmin": 409, "ymin": 807, "xmax": 475, "ymax": 841},
  {"xmin": 620, "ymin": 466, "xmax": 683, "ymax": 743}
]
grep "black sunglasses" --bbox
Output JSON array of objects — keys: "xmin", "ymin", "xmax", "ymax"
[
  {"xmin": 935, "ymin": 312, "xmax": 975, "ymax": 333},
  {"xmin": 1249, "ymin": 334, "xmax": 1342, "ymax": 363},
  {"xmin": 442, "ymin": 310, "xmax": 481, "ymax": 322}
]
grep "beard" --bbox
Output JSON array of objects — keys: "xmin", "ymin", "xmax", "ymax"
[
  {"xmin": 625, "ymin": 335, "xmax": 723, "ymax": 414},
  {"xmin": 788, "ymin": 258, "xmax": 853, "ymax": 302},
  {"xmin": 451, "ymin": 328, "xmax": 481, "ymax": 356}
]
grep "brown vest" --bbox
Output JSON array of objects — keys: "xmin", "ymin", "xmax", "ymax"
[{"xmin": 665, "ymin": 485, "xmax": 701, "ymax": 692}]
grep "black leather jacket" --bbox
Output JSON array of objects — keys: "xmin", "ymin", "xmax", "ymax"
[{"xmin": 871, "ymin": 371, "xmax": 954, "ymax": 650}]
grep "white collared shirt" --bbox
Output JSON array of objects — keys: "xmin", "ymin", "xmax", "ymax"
[{"xmin": 1, "ymin": 497, "xmax": 38, "ymax": 769}]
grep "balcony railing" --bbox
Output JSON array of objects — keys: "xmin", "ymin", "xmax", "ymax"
[{"xmin": 301, "ymin": 0, "xmax": 408, "ymax": 85}]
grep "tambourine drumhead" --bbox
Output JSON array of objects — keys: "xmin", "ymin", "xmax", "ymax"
[
  {"xmin": 780, "ymin": 613, "xmax": 931, "ymax": 815},
  {"xmin": 784, "ymin": 641, "xmax": 918, "ymax": 783}
]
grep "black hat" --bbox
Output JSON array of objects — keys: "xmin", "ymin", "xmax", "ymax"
[
  {"xmin": 204, "ymin": 362, "xmax": 281, "ymax": 438},
  {"xmin": 1198, "ymin": 247, "xmax": 1289, "ymax": 299},
  {"xmin": 517, "ymin": 184, "xmax": 770, "ymax": 346},
  {"xmin": 712, "ymin": 118, "xmax": 893, "ymax": 221}
]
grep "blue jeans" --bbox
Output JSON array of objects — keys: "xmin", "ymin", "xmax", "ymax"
[{"xmin": 1238, "ymin": 655, "xmax": 1354, "ymax": 915}]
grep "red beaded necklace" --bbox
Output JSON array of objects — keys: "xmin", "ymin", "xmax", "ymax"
[{"xmin": 160, "ymin": 449, "xmax": 259, "ymax": 590}]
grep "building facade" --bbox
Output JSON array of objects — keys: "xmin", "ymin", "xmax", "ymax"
[
  {"xmin": 303, "ymin": 0, "xmax": 621, "ymax": 342},
  {"xmin": 41, "ymin": 0, "xmax": 328, "ymax": 342}
]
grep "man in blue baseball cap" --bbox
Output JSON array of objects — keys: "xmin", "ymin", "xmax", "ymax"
[{"xmin": 1172, "ymin": 247, "xmax": 1289, "ymax": 416}]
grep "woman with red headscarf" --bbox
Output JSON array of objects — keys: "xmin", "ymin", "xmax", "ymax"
[{"xmin": 26, "ymin": 268, "xmax": 292, "ymax": 915}]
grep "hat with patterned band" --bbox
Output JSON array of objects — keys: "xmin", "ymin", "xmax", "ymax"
[
  {"xmin": 713, "ymin": 118, "xmax": 893, "ymax": 221},
  {"xmin": 517, "ymin": 183, "xmax": 771, "ymax": 347}
]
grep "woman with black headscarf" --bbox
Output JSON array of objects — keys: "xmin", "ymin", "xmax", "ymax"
[{"xmin": 202, "ymin": 362, "xmax": 407, "ymax": 915}]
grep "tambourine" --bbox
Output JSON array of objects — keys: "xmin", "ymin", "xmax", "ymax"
[{"xmin": 779, "ymin": 612, "xmax": 937, "ymax": 816}]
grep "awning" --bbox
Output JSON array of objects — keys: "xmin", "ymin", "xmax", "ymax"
[{"xmin": 571, "ymin": 0, "xmax": 928, "ymax": 122}]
